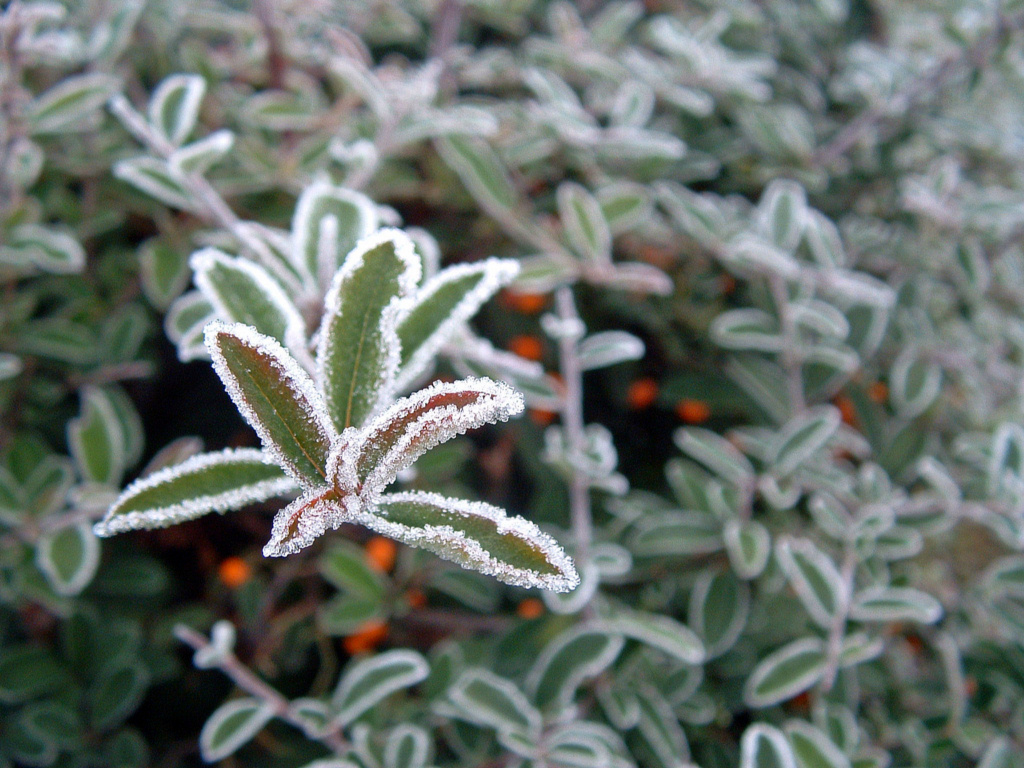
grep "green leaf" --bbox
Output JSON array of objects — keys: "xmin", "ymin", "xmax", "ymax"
[
  {"xmin": 450, "ymin": 668, "xmax": 541, "ymax": 737},
  {"xmin": 725, "ymin": 519, "xmax": 772, "ymax": 579},
  {"xmin": 558, "ymin": 182, "xmax": 612, "ymax": 263},
  {"xmin": 772, "ymin": 407, "xmax": 842, "ymax": 477},
  {"xmin": 192, "ymin": 248, "xmax": 307, "ymax": 355},
  {"xmin": 889, "ymin": 348, "xmax": 941, "ymax": 419},
  {"xmin": 384, "ymin": 724, "xmax": 431, "ymax": 768},
  {"xmin": 597, "ymin": 181, "xmax": 653, "ymax": 235},
  {"xmin": 849, "ymin": 586, "xmax": 943, "ymax": 624},
  {"xmin": 318, "ymin": 229, "xmax": 421, "ymax": 431},
  {"xmin": 207, "ymin": 322, "xmax": 336, "ymax": 486},
  {"xmin": 17, "ymin": 318, "xmax": 98, "ymax": 365},
  {"xmin": 317, "ymin": 541, "xmax": 386, "ymax": 634},
  {"xmin": 776, "ymin": 537, "xmax": 846, "ymax": 629},
  {"xmin": 601, "ymin": 609, "xmax": 705, "ymax": 664},
  {"xmin": 36, "ymin": 521, "xmax": 100, "ymax": 596},
  {"xmin": 21, "ymin": 701, "xmax": 82, "ymax": 750},
  {"xmin": 436, "ymin": 136, "xmax": 518, "ymax": 212},
  {"xmin": 804, "ymin": 210, "xmax": 846, "ymax": 268},
  {"xmin": 712, "ymin": 309, "xmax": 784, "ymax": 352},
  {"xmin": 690, "ymin": 569, "xmax": 749, "ymax": 658},
  {"xmin": 170, "ymin": 130, "xmax": 235, "ymax": 175},
  {"xmin": 759, "ymin": 180, "xmax": 807, "ymax": 253},
  {"xmin": 744, "ymin": 638, "xmax": 826, "ymax": 708},
  {"xmin": 361, "ymin": 491, "xmax": 578, "ymax": 592},
  {"xmin": 577, "ymin": 331, "xmax": 645, "ymax": 371},
  {"xmin": 331, "ymin": 650, "xmax": 429, "ymax": 726},
  {"xmin": 784, "ymin": 721, "xmax": 851, "ymax": 768},
  {"xmin": 396, "ymin": 258, "xmax": 518, "ymax": 390},
  {"xmin": 675, "ymin": 427, "xmax": 755, "ymax": 485},
  {"xmin": 147, "ymin": 74, "xmax": 206, "ymax": 146},
  {"xmin": 741, "ymin": 724, "xmax": 797, "ymax": 768},
  {"xmin": 291, "ymin": 182, "xmax": 379, "ymax": 288},
  {"xmin": 199, "ymin": 698, "xmax": 275, "ymax": 762},
  {"xmin": 527, "ymin": 627, "xmax": 624, "ymax": 711},
  {"xmin": 113, "ymin": 157, "xmax": 196, "ymax": 211},
  {"xmin": 95, "ymin": 448, "xmax": 296, "ymax": 536},
  {"xmin": 0, "ymin": 647, "xmax": 68, "ymax": 703},
  {"xmin": 68, "ymin": 386, "xmax": 127, "ymax": 485},
  {"xmin": 629, "ymin": 510, "xmax": 722, "ymax": 556},
  {"xmin": 1, "ymin": 223, "xmax": 85, "ymax": 274},
  {"xmin": 90, "ymin": 660, "xmax": 150, "ymax": 730},
  {"xmin": 636, "ymin": 685, "xmax": 691, "ymax": 767},
  {"xmin": 28, "ymin": 73, "xmax": 119, "ymax": 135}
]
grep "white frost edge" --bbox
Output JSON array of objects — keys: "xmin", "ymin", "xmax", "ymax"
[
  {"xmin": 557, "ymin": 181, "xmax": 612, "ymax": 263},
  {"xmin": 345, "ymin": 377, "xmax": 524, "ymax": 500},
  {"xmin": 148, "ymin": 73, "xmax": 206, "ymax": 146},
  {"xmin": 199, "ymin": 697, "xmax": 276, "ymax": 763},
  {"xmin": 524, "ymin": 624, "xmax": 624, "ymax": 708},
  {"xmin": 36, "ymin": 520, "xmax": 100, "ymax": 596},
  {"xmin": 775, "ymin": 536, "xmax": 848, "ymax": 630},
  {"xmin": 291, "ymin": 181, "xmax": 380, "ymax": 287},
  {"xmin": 331, "ymin": 649, "xmax": 430, "ymax": 726},
  {"xmin": 205, "ymin": 321, "xmax": 337, "ymax": 485},
  {"xmin": 739, "ymin": 724, "xmax": 797, "ymax": 768},
  {"xmin": 383, "ymin": 725, "xmax": 431, "ymax": 768},
  {"xmin": 263, "ymin": 487, "xmax": 355, "ymax": 557},
  {"xmin": 316, "ymin": 228, "xmax": 421, "ymax": 429},
  {"xmin": 191, "ymin": 248, "xmax": 312, "ymax": 371},
  {"xmin": 394, "ymin": 258, "xmax": 519, "ymax": 393},
  {"xmin": 449, "ymin": 668, "xmax": 542, "ymax": 737},
  {"xmin": 68, "ymin": 386, "xmax": 127, "ymax": 487},
  {"xmin": 94, "ymin": 447, "xmax": 298, "ymax": 536},
  {"xmin": 742, "ymin": 637, "xmax": 826, "ymax": 708},
  {"xmin": 359, "ymin": 490, "xmax": 579, "ymax": 592}
]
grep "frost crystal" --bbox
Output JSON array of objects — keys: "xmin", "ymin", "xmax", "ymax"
[
  {"xmin": 263, "ymin": 487, "xmax": 353, "ymax": 557},
  {"xmin": 359, "ymin": 491, "xmax": 580, "ymax": 592},
  {"xmin": 94, "ymin": 448, "xmax": 297, "ymax": 536}
]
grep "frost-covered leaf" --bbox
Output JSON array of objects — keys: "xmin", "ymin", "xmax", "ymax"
[
  {"xmin": 192, "ymin": 248, "xmax": 307, "ymax": 356},
  {"xmin": 331, "ymin": 650, "xmax": 429, "ymax": 726},
  {"xmin": 629, "ymin": 510, "xmax": 721, "ymax": 556},
  {"xmin": 28, "ymin": 73, "xmax": 118, "ymax": 135},
  {"xmin": 358, "ymin": 491, "xmax": 578, "ymax": 592},
  {"xmin": 1, "ymin": 223, "xmax": 85, "ymax": 274},
  {"xmin": 725, "ymin": 520, "xmax": 772, "ymax": 579},
  {"xmin": 318, "ymin": 229, "xmax": 421, "ymax": 431},
  {"xmin": 772, "ymin": 407, "xmax": 842, "ymax": 477},
  {"xmin": 577, "ymin": 331, "xmax": 645, "ymax": 371},
  {"xmin": 148, "ymin": 74, "xmax": 205, "ymax": 146},
  {"xmin": 206, "ymin": 322, "xmax": 335, "ymax": 486},
  {"xmin": 36, "ymin": 521, "xmax": 100, "ymax": 596},
  {"xmin": 170, "ymin": 130, "xmax": 234, "ymax": 175},
  {"xmin": 513, "ymin": 254, "xmax": 578, "ymax": 292},
  {"xmin": 263, "ymin": 486, "xmax": 345, "ymax": 557},
  {"xmin": 558, "ymin": 182, "xmax": 612, "ymax": 263},
  {"xmin": 291, "ymin": 182, "xmax": 379, "ymax": 290},
  {"xmin": 139, "ymin": 239, "xmax": 190, "ymax": 310},
  {"xmin": 849, "ymin": 586, "xmax": 942, "ymax": 624},
  {"xmin": 744, "ymin": 638, "xmax": 826, "ymax": 708},
  {"xmin": 690, "ymin": 569, "xmax": 749, "ymax": 658},
  {"xmin": 784, "ymin": 720, "xmax": 851, "ymax": 768},
  {"xmin": 384, "ymin": 724, "xmax": 431, "ymax": 768},
  {"xmin": 68, "ymin": 386, "xmax": 127, "ymax": 486},
  {"xmin": 96, "ymin": 448, "xmax": 296, "ymax": 536},
  {"xmin": 450, "ymin": 668, "xmax": 541, "ymax": 737},
  {"xmin": 712, "ymin": 308, "xmax": 784, "ymax": 352},
  {"xmin": 114, "ymin": 157, "xmax": 196, "ymax": 211},
  {"xmin": 602, "ymin": 609, "xmax": 704, "ymax": 664},
  {"xmin": 776, "ymin": 536, "xmax": 847, "ymax": 629},
  {"xmin": 804, "ymin": 210, "xmax": 846, "ymax": 269},
  {"xmin": 527, "ymin": 627, "xmax": 624, "ymax": 711},
  {"xmin": 396, "ymin": 258, "xmax": 519, "ymax": 391},
  {"xmin": 675, "ymin": 427, "xmax": 755, "ymax": 485},
  {"xmin": 889, "ymin": 348, "xmax": 941, "ymax": 419},
  {"xmin": 759, "ymin": 180, "xmax": 807, "ymax": 253},
  {"xmin": 636, "ymin": 685, "xmax": 691, "ymax": 767},
  {"xmin": 598, "ymin": 181, "xmax": 653, "ymax": 235},
  {"xmin": 342, "ymin": 378, "xmax": 524, "ymax": 498},
  {"xmin": 436, "ymin": 136, "xmax": 518, "ymax": 212},
  {"xmin": 199, "ymin": 697, "xmax": 275, "ymax": 762},
  {"xmin": 741, "ymin": 724, "xmax": 797, "ymax": 768},
  {"xmin": 724, "ymin": 234, "xmax": 801, "ymax": 279}
]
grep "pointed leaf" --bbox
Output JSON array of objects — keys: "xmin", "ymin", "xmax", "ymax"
[
  {"xmin": 744, "ymin": 638, "xmax": 826, "ymax": 708},
  {"xmin": 636, "ymin": 686, "xmax": 691, "ymax": 767},
  {"xmin": 597, "ymin": 181, "xmax": 653, "ymax": 235},
  {"xmin": 291, "ymin": 182, "xmax": 379, "ymax": 288},
  {"xmin": 331, "ymin": 650, "xmax": 429, "ymax": 726},
  {"xmin": 341, "ymin": 378, "xmax": 524, "ymax": 497},
  {"xmin": 889, "ymin": 348, "xmax": 941, "ymax": 419},
  {"xmin": 28, "ymin": 73, "xmax": 118, "ymax": 135},
  {"xmin": 199, "ymin": 698, "xmax": 275, "ymax": 762},
  {"xmin": 113, "ymin": 157, "xmax": 196, "ymax": 211},
  {"xmin": 95, "ymin": 448, "xmax": 296, "ymax": 536},
  {"xmin": 192, "ymin": 248, "xmax": 307, "ymax": 356},
  {"xmin": 395, "ymin": 258, "xmax": 519, "ymax": 390},
  {"xmin": 784, "ymin": 720, "xmax": 851, "ymax": 768},
  {"xmin": 759, "ymin": 180, "xmax": 807, "ymax": 253},
  {"xmin": 263, "ymin": 486, "xmax": 347, "ymax": 557},
  {"xmin": 450, "ymin": 668, "xmax": 541, "ymax": 737},
  {"xmin": 772, "ymin": 407, "xmax": 842, "ymax": 477},
  {"xmin": 741, "ymin": 724, "xmax": 797, "ymax": 768},
  {"xmin": 148, "ymin": 74, "xmax": 205, "ymax": 146},
  {"xmin": 577, "ymin": 331, "xmax": 645, "ymax": 372},
  {"xmin": 36, "ymin": 521, "xmax": 100, "ymax": 596},
  {"xmin": 2, "ymin": 223, "xmax": 85, "ymax": 274},
  {"xmin": 170, "ymin": 130, "xmax": 235, "ymax": 175},
  {"xmin": 725, "ymin": 519, "xmax": 772, "ymax": 579},
  {"xmin": 206, "ymin": 322, "xmax": 335, "ymax": 486},
  {"xmin": 776, "ymin": 537, "xmax": 846, "ymax": 629},
  {"xmin": 601, "ymin": 609, "xmax": 705, "ymax": 664},
  {"xmin": 318, "ymin": 229, "xmax": 421, "ymax": 431},
  {"xmin": 557, "ymin": 182, "xmax": 612, "ymax": 263},
  {"xmin": 140, "ymin": 239, "xmax": 190, "ymax": 310},
  {"xmin": 675, "ymin": 427, "xmax": 755, "ymax": 485},
  {"xmin": 849, "ymin": 586, "xmax": 943, "ymax": 624},
  {"xmin": 359, "ymin": 491, "xmax": 578, "ymax": 592},
  {"xmin": 690, "ymin": 569, "xmax": 749, "ymax": 658},
  {"xmin": 68, "ymin": 386, "xmax": 127, "ymax": 486},
  {"xmin": 436, "ymin": 136, "xmax": 518, "ymax": 213},
  {"xmin": 527, "ymin": 627, "xmax": 624, "ymax": 711}
]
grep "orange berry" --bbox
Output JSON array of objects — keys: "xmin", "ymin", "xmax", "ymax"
[
  {"xmin": 834, "ymin": 394, "xmax": 858, "ymax": 427},
  {"xmin": 502, "ymin": 291, "xmax": 547, "ymax": 314},
  {"xmin": 516, "ymin": 598, "xmax": 544, "ymax": 619},
  {"xmin": 343, "ymin": 620, "xmax": 389, "ymax": 655},
  {"xmin": 904, "ymin": 633, "xmax": 924, "ymax": 654},
  {"xmin": 675, "ymin": 399, "xmax": 711, "ymax": 424},
  {"xmin": 720, "ymin": 274, "xmax": 737, "ymax": 295},
  {"xmin": 509, "ymin": 334, "xmax": 544, "ymax": 362},
  {"xmin": 405, "ymin": 589, "xmax": 427, "ymax": 609},
  {"xmin": 868, "ymin": 381, "xmax": 888, "ymax": 404},
  {"xmin": 626, "ymin": 378, "xmax": 659, "ymax": 410},
  {"xmin": 218, "ymin": 557, "xmax": 251, "ymax": 589},
  {"xmin": 365, "ymin": 536, "xmax": 397, "ymax": 573},
  {"xmin": 529, "ymin": 409, "xmax": 558, "ymax": 426}
]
